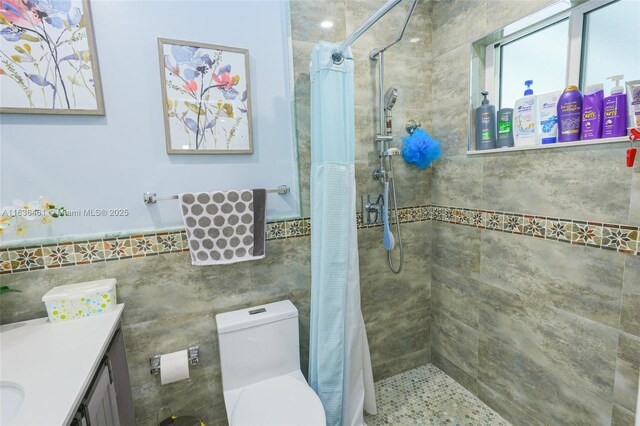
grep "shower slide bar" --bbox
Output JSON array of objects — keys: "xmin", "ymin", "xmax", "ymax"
[
  {"xmin": 142, "ymin": 185, "xmax": 289, "ymax": 204},
  {"xmin": 330, "ymin": 0, "xmax": 417, "ymax": 65}
]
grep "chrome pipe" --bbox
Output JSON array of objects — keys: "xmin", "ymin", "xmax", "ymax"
[
  {"xmin": 331, "ymin": 0, "xmax": 404, "ymax": 64},
  {"xmin": 369, "ymin": 0, "xmax": 419, "ymax": 60},
  {"xmin": 378, "ymin": 52, "xmax": 385, "ymax": 138}
]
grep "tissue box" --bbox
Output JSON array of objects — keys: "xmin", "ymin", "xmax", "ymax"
[{"xmin": 42, "ymin": 278, "xmax": 117, "ymax": 322}]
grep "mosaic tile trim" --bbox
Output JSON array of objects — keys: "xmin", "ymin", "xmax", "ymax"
[
  {"xmin": 1, "ymin": 205, "xmax": 638, "ymax": 274},
  {"xmin": 0, "ymin": 231, "xmax": 190, "ymax": 274},
  {"xmin": 364, "ymin": 364, "xmax": 510, "ymax": 425},
  {"xmin": 430, "ymin": 205, "xmax": 640, "ymax": 256}
]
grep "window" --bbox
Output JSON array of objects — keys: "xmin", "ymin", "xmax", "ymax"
[
  {"xmin": 479, "ymin": 0, "xmax": 640, "ymax": 112},
  {"xmin": 581, "ymin": 0, "xmax": 640, "ymax": 94},
  {"xmin": 499, "ymin": 19, "xmax": 569, "ymax": 110}
]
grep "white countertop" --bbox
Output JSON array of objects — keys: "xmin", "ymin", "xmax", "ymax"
[{"xmin": 0, "ymin": 304, "xmax": 125, "ymax": 426}]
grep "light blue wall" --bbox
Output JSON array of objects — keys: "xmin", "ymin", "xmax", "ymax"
[{"xmin": 0, "ymin": 0, "xmax": 300, "ymax": 245}]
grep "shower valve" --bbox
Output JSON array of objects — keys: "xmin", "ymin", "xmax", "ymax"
[
  {"xmin": 373, "ymin": 169, "xmax": 393, "ymax": 182},
  {"xmin": 361, "ymin": 193, "xmax": 383, "ymax": 225}
]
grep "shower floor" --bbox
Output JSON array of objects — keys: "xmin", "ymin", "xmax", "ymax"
[{"xmin": 364, "ymin": 364, "xmax": 510, "ymax": 426}]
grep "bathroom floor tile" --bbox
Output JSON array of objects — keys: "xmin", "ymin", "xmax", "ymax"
[{"xmin": 364, "ymin": 364, "xmax": 510, "ymax": 426}]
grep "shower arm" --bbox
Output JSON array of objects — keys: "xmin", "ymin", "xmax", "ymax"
[
  {"xmin": 330, "ymin": 0, "xmax": 404, "ymax": 65},
  {"xmin": 369, "ymin": 0, "xmax": 419, "ymax": 60}
]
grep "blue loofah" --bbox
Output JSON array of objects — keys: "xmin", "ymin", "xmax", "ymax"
[{"xmin": 401, "ymin": 128, "xmax": 442, "ymax": 170}]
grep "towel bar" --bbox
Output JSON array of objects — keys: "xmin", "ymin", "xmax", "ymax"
[{"xmin": 143, "ymin": 185, "xmax": 289, "ymax": 204}]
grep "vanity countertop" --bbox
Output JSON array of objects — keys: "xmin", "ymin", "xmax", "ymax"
[{"xmin": 0, "ymin": 304, "xmax": 125, "ymax": 426}]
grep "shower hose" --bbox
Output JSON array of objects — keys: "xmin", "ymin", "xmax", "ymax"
[{"xmin": 387, "ymin": 157, "xmax": 403, "ymax": 274}]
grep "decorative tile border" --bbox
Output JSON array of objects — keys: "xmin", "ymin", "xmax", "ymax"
[
  {"xmin": 1, "ymin": 205, "xmax": 638, "ymax": 275},
  {"xmin": 430, "ymin": 205, "xmax": 640, "ymax": 256}
]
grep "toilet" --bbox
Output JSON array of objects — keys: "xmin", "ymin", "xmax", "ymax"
[{"xmin": 216, "ymin": 300, "xmax": 326, "ymax": 426}]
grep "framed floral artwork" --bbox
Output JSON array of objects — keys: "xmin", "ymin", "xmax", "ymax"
[
  {"xmin": 158, "ymin": 38, "xmax": 254, "ymax": 154},
  {"xmin": 0, "ymin": 0, "xmax": 104, "ymax": 115}
]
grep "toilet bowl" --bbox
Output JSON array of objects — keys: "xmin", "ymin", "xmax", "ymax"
[{"xmin": 216, "ymin": 300, "xmax": 326, "ymax": 426}]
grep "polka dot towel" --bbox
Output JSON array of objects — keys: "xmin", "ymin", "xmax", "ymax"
[{"xmin": 179, "ymin": 189, "xmax": 266, "ymax": 265}]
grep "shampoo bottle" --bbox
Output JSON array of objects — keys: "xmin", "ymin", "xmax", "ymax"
[
  {"xmin": 537, "ymin": 91, "xmax": 561, "ymax": 144},
  {"xmin": 627, "ymin": 80, "xmax": 640, "ymax": 128},
  {"xmin": 496, "ymin": 108, "xmax": 514, "ymax": 148},
  {"xmin": 581, "ymin": 84, "xmax": 604, "ymax": 140},
  {"xmin": 513, "ymin": 80, "xmax": 538, "ymax": 146},
  {"xmin": 603, "ymin": 75, "xmax": 628, "ymax": 138},
  {"xmin": 557, "ymin": 85, "xmax": 583, "ymax": 142},
  {"xmin": 475, "ymin": 91, "xmax": 496, "ymax": 150}
]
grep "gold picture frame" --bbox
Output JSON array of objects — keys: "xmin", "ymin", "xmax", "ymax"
[{"xmin": 158, "ymin": 38, "xmax": 254, "ymax": 155}]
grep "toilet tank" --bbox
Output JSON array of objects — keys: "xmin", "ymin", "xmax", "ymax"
[{"xmin": 216, "ymin": 300, "xmax": 301, "ymax": 391}]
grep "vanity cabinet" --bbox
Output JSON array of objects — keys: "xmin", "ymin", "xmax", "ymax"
[
  {"xmin": 84, "ymin": 364, "xmax": 120, "ymax": 426},
  {"xmin": 71, "ymin": 327, "xmax": 134, "ymax": 426}
]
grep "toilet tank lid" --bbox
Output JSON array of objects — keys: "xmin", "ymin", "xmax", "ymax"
[{"xmin": 216, "ymin": 300, "xmax": 298, "ymax": 334}]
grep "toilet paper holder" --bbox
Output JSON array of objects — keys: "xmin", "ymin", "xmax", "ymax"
[{"xmin": 150, "ymin": 346, "xmax": 200, "ymax": 375}]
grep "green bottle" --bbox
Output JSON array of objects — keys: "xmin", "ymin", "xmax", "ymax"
[{"xmin": 497, "ymin": 108, "xmax": 514, "ymax": 148}]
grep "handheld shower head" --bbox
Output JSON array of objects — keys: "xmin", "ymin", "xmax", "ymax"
[{"xmin": 384, "ymin": 87, "xmax": 398, "ymax": 112}]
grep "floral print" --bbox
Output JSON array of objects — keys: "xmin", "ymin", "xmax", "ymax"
[
  {"xmin": 161, "ymin": 40, "xmax": 251, "ymax": 152},
  {"xmin": 0, "ymin": 0, "xmax": 101, "ymax": 111}
]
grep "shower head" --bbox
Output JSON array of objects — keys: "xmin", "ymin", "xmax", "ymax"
[{"xmin": 384, "ymin": 87, "xmax": 398, "ymax": 112}]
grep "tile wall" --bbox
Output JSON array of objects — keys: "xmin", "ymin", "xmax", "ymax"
[
  {"xmin": 0, "ymin": 1, "xmax": 434, "ymax": 424},
  {"xmin": 427, "ymin": 1, "xmax": 640, "ymax": 424},
  {"xmin": 3, "ymin": 1, "xmax": 639, "ymax": 425}
]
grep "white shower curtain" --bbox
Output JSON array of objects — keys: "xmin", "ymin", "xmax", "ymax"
[{"xmin": 308, "ymin": 41, "xmax": 377, "ymax": 426}]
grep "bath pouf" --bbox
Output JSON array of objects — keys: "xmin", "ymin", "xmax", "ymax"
[{"xmin": 401, "ymin": 128, "xmax": 442, "ymax": 170}]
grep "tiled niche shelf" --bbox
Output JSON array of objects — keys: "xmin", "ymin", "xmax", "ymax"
[{"xmin": 467, "ymin": 135, "xmax": 630, "ymax": 155}]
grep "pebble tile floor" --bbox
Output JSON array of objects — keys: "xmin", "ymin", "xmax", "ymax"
[{"xmin": 364, "ymin": 364, "xmax": 511, "ymax": 426}]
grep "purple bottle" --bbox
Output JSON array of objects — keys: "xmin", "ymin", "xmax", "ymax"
[
  {"xmin": 603, "ymin": 75, "xmax": 628, "ymax": 138},
  {"xmin": 581, "ymin": 85, "xmax": 604, "ymax": 140},
  {"xmin": 557, "ymin": 85, "xmax": 583, "ymax": 142}
]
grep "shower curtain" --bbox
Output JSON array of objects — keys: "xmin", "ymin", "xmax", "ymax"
[{"xmin": 308, "ymin": 41, "xmax": 377, "ymax": 426}]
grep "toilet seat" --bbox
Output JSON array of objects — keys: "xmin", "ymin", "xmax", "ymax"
[{"xmin": 231, "ymin": 375, "xmax": 326, "ymax": 426}]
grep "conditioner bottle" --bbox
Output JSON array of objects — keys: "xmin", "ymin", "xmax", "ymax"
[
  {"xmin": 557, "ymin": 85, "xmax": 583, "ymax": 142},
  {"xmin": 603, "ymin": 75, "xmax": 628, "ymax": 138}
]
